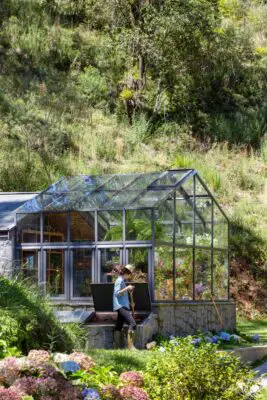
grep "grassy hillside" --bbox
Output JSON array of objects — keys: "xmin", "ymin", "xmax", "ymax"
[{"xmin": 0, "ymin": 0, "xmax": 266, "ymax": 315}]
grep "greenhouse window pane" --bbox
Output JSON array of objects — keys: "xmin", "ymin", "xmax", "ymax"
[
  {"xmin": 70, "ymin": 211, "xmax": 95, "ymax": 242},
  {"xmin": 195, "ymin": 176, "xmax": 209, "ymax": 196},
  {"xmin": 175, "ymin": 248, "xmax": 193, "ymax": 300},
  {"xmin": 100, "ymin": 248, "xmax": 121, "ymax": 283},
  {"xmin": 175, "ymin": 181, "xmax": 194, "ymax": 245},
  {"xmin": 127, "ymin": 248, "xmax": 148, "ymax": 282},
  {"xmin": 73, "ymin": 249, "xmax": 92, "ymax": 297},
  {"xmin": 44, "ymin": 213, "xmax": 68, "ymax": 242},
  {"xmin": 194, "ymin": 177, "xmax": 212, "ymax": 247},
  {"xmin": 195, "ymin": 221, "xmax": 212, "ymax": 247},
  {"xmin": 195, "ymin": 198, "xmax": 212, "ymax": 222},
  {"xmin": 17, "ymin": 214, "xmax": 41, "ymax": 243},
  {"xmin": 154, "ymin": 246, "xmax": 173, "ymax": 300},
  {"xmin": 194, "ymin": 249, "xmax": 211, "ymax": 300},
  {"xmin": 98, "ymin": 211, "xmax": 123, "ymax": 241},
  {"xmin": 213, "ymin": 251, "xmax": 228, "ymax": 300},
  {"xmin": 154, "ymin": 196, "xmax": 174, "ymax": 244},
  {"xmin": 150, "ymin": 170, "xmax": 190, "ymax": 187},
  {"xmin": 21, "ymin": 250, "xmax": 39, "ymax": 282},
  {"xmin": 213, "ymin": 204, "xmax": 228, "ymax": 249},
  {"xmin": 126, "ymin": 210, "xmax": 152, "ymax": 241},
  {"xmin": 46, "ymin": 249, "xmax": 65, "ymax": 296}
]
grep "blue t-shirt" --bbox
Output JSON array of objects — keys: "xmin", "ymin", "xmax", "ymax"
[{"xmin": 113, "ymin": 276, "xmax": 130, "ymax": 311}]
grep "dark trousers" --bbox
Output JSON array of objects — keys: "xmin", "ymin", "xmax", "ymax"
[{"xmin": 115, "ymin": 307, "xmax": 136, "ymax": 332}]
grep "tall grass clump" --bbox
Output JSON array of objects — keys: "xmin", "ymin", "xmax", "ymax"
[{"xmin": 0, "ymin": 276, "xmax": 86, "ymax": 355}]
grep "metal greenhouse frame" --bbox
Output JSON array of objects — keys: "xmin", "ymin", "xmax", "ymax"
[{"xmin": 15, "ymin": 169, "xmax": 229, "ymax": 304}]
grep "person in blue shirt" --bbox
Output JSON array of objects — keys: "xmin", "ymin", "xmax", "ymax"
[{"xmin": 113, "ymin": 264, "xmax": 137, "ymax": 349}]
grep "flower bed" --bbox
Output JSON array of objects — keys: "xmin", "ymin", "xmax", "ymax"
[
  {"xmin": 156, "ymin": 329, "xmax": 261, "ymax": 352},
  {"xmin": 0, "ymin": 350, "xmax": 149, "ymax": 400}
]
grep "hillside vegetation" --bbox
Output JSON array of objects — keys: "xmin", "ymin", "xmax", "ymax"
[{"xmin": 0, "ymin": 0, "xmax": 266, "ymax": 315}]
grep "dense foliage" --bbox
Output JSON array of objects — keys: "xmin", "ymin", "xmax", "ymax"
[
  {"xmin": 0, "ymin": 277, "xmax": 85, "ymax": 354},
  {"xmin": 0, "ymin": 0, "xmax": 266, "ymax": 190},
  {"xmin": 144, "ymin": 338, "xmax": 256, "ymax": 400},
  {"xmin": 0, "ymin": 1, "xmax": 266, "ymax": 313},
  {"xmin": 0, "ymin": 345, "xmax": 258, "ymax": 400}
]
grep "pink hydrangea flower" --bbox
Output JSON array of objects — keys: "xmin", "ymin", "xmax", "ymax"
[
  {"xmin": 0, "ymin": 387, "xmax": 22, "ymax": 400},
  {"xmin": 11, "ymin": 376, "xmax": 38, "ymax": 396},
  {"xmin": 0, "ymin": 356, "xmax": 20, "ymax": 385},
  {"xmin": 28, "ymin": 350, "xmax": 51, "ymax": 364},
  {"xmin": 101, "ymin": 384, "xmax": 122, "ymax": 400},
  {"xmin": 120, "ymin": 385, "xmax": 149, "ymax": 400},
  {"xmin": 119, "ymin": 372, "xmax": 144, "ymax": 387},
  {"xmin": 68, "ymin": 352, "xmax": 95, "ymax": 371},
  {"xmin": 35, "ymin": 377, "xmax": 58, "ymax": 396}
]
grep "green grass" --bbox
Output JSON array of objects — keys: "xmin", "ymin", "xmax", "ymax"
[
  {"xmin": 87, "ymin": 349, "xmax": 156, "ymax": 374},
  {"xmin": 237, "ymin": 318, "xmax": 267, "ymax": 344}
]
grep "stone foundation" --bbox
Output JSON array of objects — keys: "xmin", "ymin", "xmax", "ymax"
[
  {"xmin": 54, "ymin": 302, "xmax": 236, "ymax": 348},
  {"xmin": 153, "ymin": 301, "xmax": 236, "ymax": 336},
  {"xmin": 0, "ymin": 240, "xmax": 14, "ymax": 275},
  {"xmin": 85, "ymin": 313, "xmax": 158, "ymax": 349}
]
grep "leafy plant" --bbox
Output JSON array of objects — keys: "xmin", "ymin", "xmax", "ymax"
[
  {"xmin": 71, "ymin": 365, "xmax": 120, "ymax": 389},
  {"xmin": 144, "ymin": 338, "xmax": 256, "ymax": 400},
  {"xmin": 0, "ymin": 276, "xmax": 86, "ymax": 354}
]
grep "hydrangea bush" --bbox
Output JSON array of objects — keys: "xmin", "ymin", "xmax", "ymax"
[{"xmin": 0, "ymin": 350, "xmax": 149, "ymax": 400}]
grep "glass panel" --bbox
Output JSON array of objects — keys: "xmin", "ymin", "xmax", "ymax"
[
  {"xmin": 151, "ymin": 170, "xmax": 190, "ymax": 187},
  {"xmin": 73, "ymin": 249, "xmax": 93, "ymax": 297},
  {"xmin": 195, "ymin": 176, "xmax": 209, "ymax": 196},
  {"xmin": 195, "ymin": 198, "xmax": 212, "ymax": 221},
  {"xmin": 98, "ymin": 211, "xmax": 123, "ymax": 241},
  {"xmin": 195, "ymin": 249, "xmax": 211, "ymax": 300},
  {"xmin": 213, "ymin": 251, "xmax": 228, "ymax": 300},
  {"xmin": 46, "ymin": 249, "xmax": 65, "ymax": 296},
  {"xmin": 100, "ymin": 248, "xmax": 121, "ymax": 282},
  {"xmin": 127, "ymin": 248, "xmax": 148, "ymax": 282},
  {"xmin": 154, "ymin": 246, "xmax": 173, "ymax": 300},
  {"xmin": 195, "ymin": 221, "xmax": 212, "ymax": 247},
  {"xmin": 213, "ymin": 203, "xmax": 228, "ymax": 249},
  {"xmin": 71, "ymin": 211, "xmax": 95, "ymax": 242},
  {"xmin": 17, "ymin": 214, "xmax": 40, "ymax": 243},
  {"xmin": 175, "ymin": 180, "xmax": 194, "ymax": 245},
  {"xmin": 21, "ymin": 250, "xmax": 38, "ymax": 281},
  {"xmin": 175, "ymin": 248, "xmax": 193, "ymax": 300},
  {"xmin": 44, "ymin": 213, "xmax": 68, "ymax": 242},
  {"xmin": 194, "ymin": 178, "xmax": 212, "ymax": 247},
  {"xmin": 155, "ymin": 196, "xmax": 174, "ymax": 244},
  {"xmin": 126, "ymin": 210, "xmax": 152, "ymax": 241},
  {"xmin": 134, "ymin": 188, "xmax": 173, "ymax": 208}
]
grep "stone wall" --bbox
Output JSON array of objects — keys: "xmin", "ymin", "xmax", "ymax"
[
  {"xmin": 153, "ymin": 301, "xmax": 236, "ymax": 336},
  {"xmin": 84, "ymin": 313, "xmax": 158, "ymax": 349},
  {"xmin": 0, "ymin": 240, "xmax": 14, "ymax": 276}
]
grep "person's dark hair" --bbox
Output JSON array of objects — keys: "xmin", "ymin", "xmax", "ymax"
[{"xmin": 113, "ymin": 265, "xmax": 130, "ymax": 276}]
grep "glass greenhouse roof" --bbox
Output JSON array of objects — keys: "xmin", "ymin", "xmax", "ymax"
[{"xmin": 17, "ymin": 170, "xmax": 197, "ymax": 213}]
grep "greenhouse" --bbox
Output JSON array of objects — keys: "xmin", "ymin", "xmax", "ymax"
[{"xmin": 13, "ymin": 169, "xmax": 229, "ymax": 304}]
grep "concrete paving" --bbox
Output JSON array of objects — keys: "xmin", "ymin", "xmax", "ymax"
[{"xmin": 254, "ymin": 361, "xmax": 267, "ymax": 388}]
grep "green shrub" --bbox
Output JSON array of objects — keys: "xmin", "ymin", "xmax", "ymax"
[
  {"xmin": 144, "ymin": 338, "xmax": 255, "ymax": 400},
  {"xmin": 0, "ymin": 276, "xmax": 86, "ymax": 355}
]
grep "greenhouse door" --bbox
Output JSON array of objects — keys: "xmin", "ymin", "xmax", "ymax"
[
  {"xmin": 70, "ymin": 248, "xmax": 94, "ymax": 300},
  {"xmin": 43, "ymin": 249, "xmax": 67, "ymax": 299}
]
